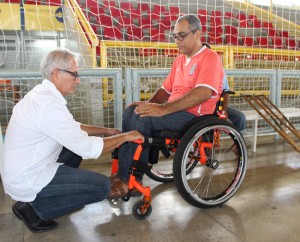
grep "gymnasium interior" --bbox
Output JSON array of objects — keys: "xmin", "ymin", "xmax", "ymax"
[{"xmin": 1, "ymin": 0, "xmax": 300, "ymax": 241}]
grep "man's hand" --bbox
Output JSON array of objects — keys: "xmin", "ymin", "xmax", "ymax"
[
  {"xmin": 126, "ymin": 130, "xmax": 145, "ymax": 143},
  {"xmin": 104, "ymin": 128, "xmax": 122, "ymax": 136},
  {"xmin": 102, "ymin": 130, "xmax": 144, "ymax": 153},
  {"xmin": 129, "ymin": 101, "xmax": 147, "ymax": 107},
  {"xmin": 134, "ymin": 103, "xmax": 166, "ymax": 117}
]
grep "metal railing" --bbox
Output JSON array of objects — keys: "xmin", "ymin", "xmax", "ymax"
[
  {"xmin": 1, "ymin": 68, "xmax": 300, "ymax": 135},
  {"xmin": 0, "ymin": 69, "xmax": 123, "ymax": 133}
]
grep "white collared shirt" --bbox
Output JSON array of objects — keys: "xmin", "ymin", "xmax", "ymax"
[{"xmin": 1, "ymin": 79, "xmax": 104, "ymax": 201}]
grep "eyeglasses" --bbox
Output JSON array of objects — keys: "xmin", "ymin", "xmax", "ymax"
[
  {"xmin": 59, "ymin": 69, "xmax": 80, "ymax": 80},
  {"xmin": 172, "ymin": 30, "xmax": 196, "ymax": 41}
]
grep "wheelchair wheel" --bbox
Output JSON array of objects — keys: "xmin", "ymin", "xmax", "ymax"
[
  {"xmin": 173, "ymin": 116, "xmax": 247, "ymax": 209},
  {"xmin": 132, "ymin": 200, "xmax": 152, "ymax": 220},
  {"xmin": 147, "ymin": 151, "xmax": 198, "ymax": 183},
  {"xmin": 146, "ymin": 150, "xmax": 175, "ymax": 183}
]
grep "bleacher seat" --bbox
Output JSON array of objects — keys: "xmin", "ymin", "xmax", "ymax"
[
  {"xmin": 158, "ymin": 19, "xmax": 172, "ymax": 30},
  {"xmin": 208, "ymin": 35, "xmax": 223, "ymax": 45},
  {"xmin": 150, "ymin": 28, "xmax": 166, "ymax": 42},
  {"xmin": 211, "ymin": 10, "xmax": 222, "ymax": 16},
  {"xmin": 242, "ymin": 36, "xmax": 255, "ymax": 46},
  {"xmin": 137, "ymin": 2, "xmax": 150, "ymax": 12},
  {"xmin": 252, "ymin": 18, "xmax": 262, "ymax": 28},
  {"xmin": 120, "ymin": 1, "xmax": 134, "ymax": 11},
  {"xmin": 110, "ymin": 7, "xmax": 124, "ymax": 19},
  {"xmin": 210, "ymin": 16, "xmax": 222, "ymax": 27},
  {"xmin": 281, "ymin": 31, "xmax": 289, "ymax": 38},
  {"xmin": 169, "ymin": 6, "xmax": 180, "ymax": 15},
  {"xmin": 267, "ymin": 28, "xmax": 279, "ymax": 37},
  {"xmin": 285, "ymin": 38, "xmax": 296, "ymax": 49},
  {"xmin": 209, "ymin": 26, "xmax": 223, "ymax": 37},
  {"xmin": 236, "ymin": 13, "xmax": 248, "ymax": 27},
  {"xmin": 138, "ymin": 16, "xmax": 152, "ymax": 29},
  {"xmin": 248, "ymin": 14, "xmax": 257, "ymax": 20},
  {"xmin": 83, "ymin": 0, "xmax": 97, "ymax": 9},
  {"xmin": 102, "ymin": 0, "xmax": 116, "ymax": 7},
  {"xmin": 272, "ymin": 37, "xmax": 284, "ymax": 49},
  {"xmin": 256, "ymin": 37, "xmax": 270, "ymax": 48},
  {"xmin": 147, "ymin": 10, "xmax": 161, "ymax": 21},
  {"xmin": 224, "ymin": 25, "xmax": 238, "ymax": 36},
  {"xmin": 263, "ymin": 22, "xmax": 274, "ymax": 29},
  {"xmin": 224, "ymin": 12, "xmax": 234, "ymax": 18},
  {"xmin": 127, "ymin": 27, "xmax": 144, "ymax": 41},
  {"xmin": 164, "ymin": 11, "xmax": 179, "ymax": 22},
  {"xmin": 198, "ymin": 9, "xmax": 208, "ymax": 16},
  {"xmin": 119, "ymin": 16, "xmax": 133, "ymax": 27},
  {"xmin": 153, "ymin": 4, "xmax": 166, "ymax": 12},
  {"xmin": 198, "ymin": 15, "xmax": 207, "ymax": 26},
  {"xmin": 198, "ymin": 9, "xmax": 208, "ymax": 24},
  {"xmin": 98, "ymin": 15, "xmax": 113, "ymax": 27},
  {"xmin": 129, "ymin": 9, "xmax": 141, "ymax": 20},
  {"xmin": 89, "ymin": 7, "xmax": 105, "ymax": 15},
  {"xmin": 226, "ymin": 35, "xmax": 239, "ymax": 45},
  {"xmin": 103, "ymin": 27, "xmax": 123, "ymax": 40}
]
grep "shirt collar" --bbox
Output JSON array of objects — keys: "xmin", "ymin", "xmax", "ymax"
[
  {"xmin": 42, "ymin": 79, "xmax": 67, "ymax": 105},
  {"xmin": 192, "ymin": 45, "xmax": 206, "ymax": 57},
  {"xmin": 185, "ymin": 45, "xmax": 207, "ymax": 65}
]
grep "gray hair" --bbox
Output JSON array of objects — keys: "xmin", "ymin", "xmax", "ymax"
[
  {"xmin": 40, "ymin": 48, "xmax": 80, "ymax": 79},
  {"xmin": 176, "ymin": 14, "xmax": 202, "ymax": 32}
]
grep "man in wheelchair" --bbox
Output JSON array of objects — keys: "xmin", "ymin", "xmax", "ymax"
[{"xmin": 108, "ymin": 14, "xmax": 225, "ymax": 199}]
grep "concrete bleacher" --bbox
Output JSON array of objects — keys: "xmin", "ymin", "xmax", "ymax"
[{"xmin": 76, "ymin": 0, "xmax": 300, "ymax": 49}]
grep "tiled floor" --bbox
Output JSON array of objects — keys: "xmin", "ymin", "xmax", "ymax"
[{"xmin": 1, "ymin": 138, "xmax": 300, "ymax": 242}]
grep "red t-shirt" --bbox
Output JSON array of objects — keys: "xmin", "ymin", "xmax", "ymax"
[{"xmin": 162, "ymin": 46, "xmax": 224, "ymax": 116}]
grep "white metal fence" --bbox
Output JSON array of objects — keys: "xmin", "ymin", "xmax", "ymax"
[{"xmin": 1, "ymin": 68, "xmax": 300, "ymax": 136}]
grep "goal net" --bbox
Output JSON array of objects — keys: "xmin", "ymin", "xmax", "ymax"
[{"xmin": 1, "ymin": 0, "xmax": 299, "ymax": 70}]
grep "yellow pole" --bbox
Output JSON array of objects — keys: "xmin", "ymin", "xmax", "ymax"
[{"xmin": 65, "ymin": 0, "xmax": 99, "ymax": 67}]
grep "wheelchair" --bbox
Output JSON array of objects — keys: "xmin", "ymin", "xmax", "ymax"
[{"xmin": 111, "ymin": 90, "xmax": 248, "ymax": 220}]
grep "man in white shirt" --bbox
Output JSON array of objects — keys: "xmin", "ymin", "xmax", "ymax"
[{"xmin": 1, "ymin": 49, "xmax": 144, "ymax": 233}]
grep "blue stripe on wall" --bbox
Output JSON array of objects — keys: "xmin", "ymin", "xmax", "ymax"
[{"xmin": 20, "ymin": 3, "xmax": 25, "ymax": 30}]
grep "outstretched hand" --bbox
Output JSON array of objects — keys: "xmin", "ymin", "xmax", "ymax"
[
  {"xmin": 127, "ymin": 130, "xmax": 144, "ymax": 143},
  {"xmin": 104, "ymin": 128, "xmax": 122, "ymax": 136}
]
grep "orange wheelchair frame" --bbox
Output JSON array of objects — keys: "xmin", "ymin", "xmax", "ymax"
[{"xmin": 110, "ymin": 90, "xmax": 248, "ymax": 220}]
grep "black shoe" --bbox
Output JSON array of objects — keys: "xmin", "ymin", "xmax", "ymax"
[{"xmin": 12, "ymin": 202, "xmax": 58, "ymax": 233}]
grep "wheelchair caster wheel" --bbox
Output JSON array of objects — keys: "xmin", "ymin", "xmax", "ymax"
[{"xmin": 132, "ymin": 200, "xmax": 152, "ymax": 220}]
